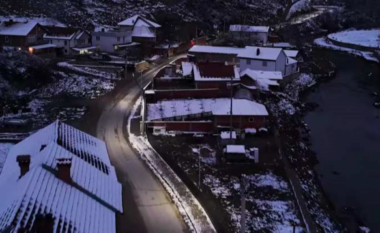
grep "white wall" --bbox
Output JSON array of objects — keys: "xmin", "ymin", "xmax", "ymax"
[
  {"xmin": 48, "ymin": 38, "xmax": 74, "ymax": 55},
  {"xmin": 239, "ymin": 51, "xmax": 288, "ymax": 75}
]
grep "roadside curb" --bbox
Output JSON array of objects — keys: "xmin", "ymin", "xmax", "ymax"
[{"xmin": 127, "ymin": 97, "xmax": 216, "ymax": 233}]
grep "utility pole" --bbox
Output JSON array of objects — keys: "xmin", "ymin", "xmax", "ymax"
[
  {"xmin": 198, "ymin": 149, "xmax": 201, "ymax": 190},
  {"xmin": 230, "ymin": 76, "xmax": 233, "ymax": 141},
  {"xmin": 240, "ymin": 175, "xmax": 247, "ymax": 233}
]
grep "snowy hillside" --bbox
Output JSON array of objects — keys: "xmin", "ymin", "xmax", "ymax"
[{"xmin": 0, "ymin": 0, "xmax": 287, "ymax": 28}]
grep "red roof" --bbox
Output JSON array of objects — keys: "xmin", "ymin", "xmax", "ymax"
[{"xmin": 197, "ymin": 62, "xmax": 235, "ymax": 78}]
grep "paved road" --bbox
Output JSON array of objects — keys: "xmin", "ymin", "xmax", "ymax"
[{"xmin": 96, "ymin": 55, "xmax": 187, "ymax": 233}]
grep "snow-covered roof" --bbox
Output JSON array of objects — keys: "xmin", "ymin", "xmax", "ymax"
[
  {"xmin": 221, "ymin": 131, "xmax": 236, "ymax": 139},
  {"xmin": 284, "ymin": 50, "xmax": 299, "ymax": 58},
  {"xmin": 287, "ymin": 57, "xmax": 298, "ymax": 65},
  {"xmin": 0, "ymin": 121, "xmax": 122, "ymax": 233},
  {"xmin": 147, "ymin": 98, "xmax": 268, "ymax": 121},
  {"xmin": 193, "ymin": 63, "xmax": 240, "ymax": 81},
  {"xmin": 226, "ymin": 145, "xmax": 246, "ymax": 154},
  {"xmin": 229, "ymin": 25, "xmax": 270, "ymax": 33},
  {"xmin": 238, "ymin": 46, "xmax": 283, "ymax": 61},
  {"xmin": 267, "ymin": 42, "xmax": 296, "ymax": 49},
  {"xmin": 189, "ymin": 45, "xmax": 244, "ymax": 55},
  {"xmin": 182, "ymin": 62, "xmax": 193, "ymax": 76},
  {"xmin": 29, "ymin": 44, "xmax": 57, "ymax": 50},
  {"xmin": 241, "ymin": 69, "xmax": 283, "ymax": 80},
  {"xmin": 132, "ymin": 26, "xmax": 156, "ymax": 38},
  {"xmin": 0, "ymin": 21, "xmax": 38, "ymax": 36},
  {"xmin": 118, "ymin": 15, "xmax": 161, "ymax": 28}
]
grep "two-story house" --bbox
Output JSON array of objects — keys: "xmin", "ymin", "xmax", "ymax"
[
  {"xmin": 238, "ymin": 46, "xmax": 298, "ymax": 77},
  {"xmin": 0, "ymin": 20, "xmax": 46, "ymax": 50}
]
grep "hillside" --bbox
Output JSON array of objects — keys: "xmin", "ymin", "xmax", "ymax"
[{"xmin": 0, "ymin": 0, "xmax": 287, "ymax": 29}]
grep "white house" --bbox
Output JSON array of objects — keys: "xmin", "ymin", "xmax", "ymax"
[
  {"xmin": 229, "ymin": 25, "xmax": 270, "ymax": 44},
  {"xmin": 118, "ymin": 15, "xmax": 161, "ymax": 43},
  {"xmin": 92, "ymin": 29, "xmax": 132, "ymax": 53},
  {"xmin": 44, "ymin": 26, "xmax": 93, "ymax": 55},
  {"xmin": 238, "ymin": 46, "xmax": 298, "ymax": 76},
  {"xmin": 0, "ymin": 120, "xmax": 122, "ymax": 233}
]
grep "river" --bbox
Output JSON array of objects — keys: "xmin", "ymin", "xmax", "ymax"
[{"xmin": 305, "ymin": 51, "xmax": 380, "ymax": 232}]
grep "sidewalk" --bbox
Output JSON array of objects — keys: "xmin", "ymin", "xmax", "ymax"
[
  {"xmin": 127, "ymin": 98, "xmax": 216, "ymax": 233},
  {"xmin": 275, "ymin": 129, "xmax": 318, "ymax": 233}
]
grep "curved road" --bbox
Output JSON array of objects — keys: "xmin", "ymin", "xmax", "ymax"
[{"xmin": 96, "ymin": 55, "xmax": 187, "ymax": 233}]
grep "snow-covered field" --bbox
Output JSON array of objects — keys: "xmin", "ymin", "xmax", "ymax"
[
  {"xmin": 203, "ymin": 172, "xmax": 303, "ymax": 233},
  {"xmin": 0, "ymin": 143, "xmax": 13, "ymax": 175},
  {"xmin": 314, "ymin": 37, "xmax": 379, "ymax": 63},
  {"xmin": 328, "ymin": 29, "xmax": 380, "ymax": 49}
]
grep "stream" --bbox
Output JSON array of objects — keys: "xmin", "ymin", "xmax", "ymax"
[{"xmin": 305, "ymin": 50, "xmax": 380, "ymax": 232}]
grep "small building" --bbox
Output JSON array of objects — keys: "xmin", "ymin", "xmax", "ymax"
[
  {"xmin": 188, "ymin": 45, "xmax": 244, "ymax": 64},
  {"xmin": 0, "ymin": 120, "xmax": 122, "ymax": 233},
  {"xmin": 224, "ymin": 145, "xmax": 247, "ymax": 162},
  {"xmin": 238, "ymin": 46, "xmax": 298, "ymax": 77},
  {"xmin": 44, "ymin": 26, "xmax": 92, "ymax": 56},
  {"xmin": 0, "ymin": 20, "xmax": 46, "ymax": 49},
  {"xmin": 220, "ymin": 131, "xmax": 237, "ymax": 145},
  {"xmin": 229, "ymin": 25, "xmax": 270, "ymax": 44},
  {"xmin": 28, "ymin": 43, "xmax": 57, "ymax": 58}
]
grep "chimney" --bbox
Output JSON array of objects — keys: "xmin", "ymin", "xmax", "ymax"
[
  {"xmin": 56, "ymin": 158, "xmax": 72, "ymax": 184},
  {"xmin": 256, "ymin": 48, "xmax": 260, "ymax": 56},
  {"xmin": 17, "ymin": 155, "xmax": 31, "ymax": 178}
]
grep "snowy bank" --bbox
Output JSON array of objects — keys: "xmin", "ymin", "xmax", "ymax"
[
  {"xmin": 314, "ymin": 37, "xmax": 379, "ymax": 63},
  {"xmin": 328, "ymin": 29, "xmax": 380, "ymax": 49},
  {"xmin": 128, "ymin": 98, "xmax": 216, "ymax": 233}
]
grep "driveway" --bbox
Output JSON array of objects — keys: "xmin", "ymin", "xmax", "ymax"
[{"xmin": 96, "ymin": 55, "xmax": 187, "ymax": 233}]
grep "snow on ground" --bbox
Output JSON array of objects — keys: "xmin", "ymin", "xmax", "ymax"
[
  {"xmin": 0, "ymin": 16, "xmax": 66, "ymax": 27},
  {"xmin": 38, "ymin": 72, "xmax": 114, "ymax": 99},
  {"xmin": 203, "ymin": 172, "xmax": 303, "ymax": 232},
  {"xmin": 0, "ymin": 143, "xmax": 13, "ymax": 175},
  {"xmin": 57, "ymin": 62, "xmax": 120, "ymax": 80},
  {"xmin": 314, "ymin": 37, "xmax": 379, "ymax": 63},
  {"xmin": 286, "ymin": 0, "xmax": 312, "ymax": 20},
  {"xmin": 328, "ymin": 29, "xmax": 380, "ymax": 49}
]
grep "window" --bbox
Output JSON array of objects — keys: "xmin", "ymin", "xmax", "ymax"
[
  {"xmin": 64, "ymin": 49, "xmax": 68, "ymax": 53},
  {"xmin": 4, "ymin": 36, "xmax": 9, "ymax": 43},
  {"xmin": 88, "ymin": 38, "xmax": 91, "ymax": 43},
  {"xmin": 96, "ymin": 36, "xmax": 100, "ymax": 41},
  {"xmin": 248, "ymin": 117, "xmax": 255, "ymax": 123},
  {"xmin": 246, "ymin": 59, "xmax": 251, "ymax": 65},
  {"xmin": 64, "ymin": 41, "xmax": 67, "ymax": 46},
  {"xmin": 262, "ymin": 61, "xmax": 267, "ymax": 67}
]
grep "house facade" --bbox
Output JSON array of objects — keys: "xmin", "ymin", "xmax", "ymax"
[
  {"xmin": 229, "ymin": 25, "xmax": 270, "ymax": 44},
  {"xmin": 0, "ymin": 21, "xmax": 46, "ymax": 49},
  {"xmin": 92, "ymin": 29, "xmax": 132, "ymax": 53},
  {"xmin": 44, "ymin": 26, "xmax": 92, "ymax": 56}
]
